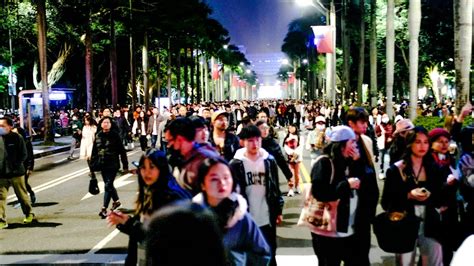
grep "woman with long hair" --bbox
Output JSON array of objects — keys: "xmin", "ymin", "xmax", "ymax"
[
  {"xmin": 132, "ymin": 111, "xmax": 148, "ymax": 151},
  {"xmin": 91, "ymin": 117, "xmax": 128, "ymax": 218},
  {"xmin": 283, "ymin": 124, "xmax": 303, "ymax": 196},
  {"xmin": 80, "ymin": 114, "xmax": 97, "ymax": 178},
  {"xmin": 382, "ymin": 126, "xmax": 443, "ymax": 266},
  {"xmin": 193, "ymin": 157, "xmax": 271, "ymax": 266},
  {"xmin": 107, "ymin": 149, "xmax": 191, "ymax": 265},
  {"xmin": 310, "ymin": 125, "xmax": 362, "ymax": 265}
]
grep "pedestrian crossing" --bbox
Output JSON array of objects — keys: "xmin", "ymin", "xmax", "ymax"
[{"xmin": 0, "ymin": 254, "xmax": 319, "ymax": 265}]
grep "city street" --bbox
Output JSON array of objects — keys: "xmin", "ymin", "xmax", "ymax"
[{"xmin": 0, "ymin": 130, "xmax": 394, "ymax": 265}]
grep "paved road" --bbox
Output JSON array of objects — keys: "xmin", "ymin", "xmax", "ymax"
[{"xmin": 0, "ymin": 130, "xmax": 395, "ymax": 265}]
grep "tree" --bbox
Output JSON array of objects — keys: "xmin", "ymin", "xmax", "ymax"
[
  {"xmin": 408, "ymin": 0, "xmax": 421, "ymax": 121},
  {"xmin": 454, "ymin": 0, "xmax": 472, "ymax": 110},
  {"xmin": 356, "ymin": 0, "xmax": 365, "ymax": 104},
  {"xmin": 385, "ymin": 0, "xmax": 395, "ymax": 118},
  {"xmin": 35, "ymin": 0, "xmax": 52, "ymax": 142},
  {"xmin": 369, "ymin": 0, "xmax": 377, "ymax": 107}
]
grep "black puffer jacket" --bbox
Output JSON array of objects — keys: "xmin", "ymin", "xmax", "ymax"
[
  {"xmin": 1, "ymin": 132, "xmax": 27, "ymax": 178},
  {"xmin": 91, "ymin": 130, "xmax": 128, "ymax": 171}
]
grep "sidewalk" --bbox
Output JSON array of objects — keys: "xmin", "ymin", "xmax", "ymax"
[{"xmin": 32, "ymin": 135, "xmax": 73, "ymax": 159}]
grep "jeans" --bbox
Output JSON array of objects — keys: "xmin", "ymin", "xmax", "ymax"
[
  {"xmin": 260, "ymin": 224, "xmax": 277, "ymax": 266},
  {"xmin": 101, "ymin": 169, "xmax": 119, "ymax": 209},
  {"xmin": 379, "ymin": 148, "xmax": 389, "ymax": 172},
  {"xmin": 150, "ymin": 135, "xmax": 158, "ymax": 148},
  {"xmin": 0, "ymin": 176, "xmax": 33, "ymax": 223},
  {"xmin": 69, "ymin": 138, "xmax": 78, "ymax": 157}
]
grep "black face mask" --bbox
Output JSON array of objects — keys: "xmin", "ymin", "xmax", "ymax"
[{"xmin": 211, "ymin": 197, "xmax": 238, "ymax": 231}]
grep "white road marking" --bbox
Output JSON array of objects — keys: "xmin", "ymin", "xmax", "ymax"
[
  {"xmin": 87, "ymin": 229, "xmax": 121, "ymax": 254},
  {"xmin": 0, "ymin": 254, "xmax": 317, "ymax": 265},
  {"xmin": 54, "ymin": 158, "xmax": 68, "ymax": 164},
  {"xmin": 7, "ymin": 168, "xmax": 90, "ymax": 203}
]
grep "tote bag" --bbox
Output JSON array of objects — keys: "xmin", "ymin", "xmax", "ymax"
[{"xmin": 297, "ymin": 155, "xmax": 339, "ymax": 236}]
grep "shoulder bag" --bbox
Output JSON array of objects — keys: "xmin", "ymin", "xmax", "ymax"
[
  {"xmin": 297, "ymin": 155, "xmax": 339, "ymax": 236},
  {"xmin": 373, "ymin": 164, "xmax": 420, "ymax": 253}
]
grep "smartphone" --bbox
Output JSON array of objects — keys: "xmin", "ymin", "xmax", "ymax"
[
  {"xmin": 420, "ymin": 188, "xmax": 428, "ymax": 193},
  {"xmin": 131, "ymin": 161, "xmax": 139, "ymax": 168}
]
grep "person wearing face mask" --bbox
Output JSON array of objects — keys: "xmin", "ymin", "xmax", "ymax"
[
  {"xmin": 306, "ymin": 116, "xmax": 329, "ymax": 166},
  {"xmin": 428, "ymin": 128, "xmax": 462, "ymax": 265},
  {"xmin": 0, "ymin": 116, "xmax": 35, "ymax": 229},
  {"xmin": 375, "ymin": 114, "xmax": 393, "ymax": 179},
  {"xmin": 68, "ymin": 114, "xmax": 83, "ymax": 160}
]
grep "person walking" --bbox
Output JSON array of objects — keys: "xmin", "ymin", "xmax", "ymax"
[
  {"xmin": 310, "ymin": 125, "xmax": 362, "ymax": 265},
  {"xmin": 91, "ymin": 117, "xmax": 129, "ymax": 218},
  {"xmin": 345, "ymin": 107, "xmax": 379, "ymax": 265},
  {"xmin": 0, "ymin": 116, "xmax": 35, "ymax": 229},
  {"xmin": 193, "ymin": 157, "xmax": 271, "ymax": 265},
  {"xmin": 68, "ymin": 113, "xmax": 83, "ymax": 160},
  {"xmin": 230, "ymin": 125, "xmax": 284, "ymax": 266},
  {"xmin": 107, "ymin": 149, "xmax": 190, "ymax": 265},
  {"xmin": 283, "ymin": 124, "xmax": 303, "ymax": 196},
  {"xmin": 381, "ymin": 126, "xmax": 444, "ymax": 266},
  {"xmin": 209, "ymin": 110, "xmax": 240, "ymax": 162},
  {"xmin": 80, "ymin": 115, "xmax": 98, "ymax": 178}
]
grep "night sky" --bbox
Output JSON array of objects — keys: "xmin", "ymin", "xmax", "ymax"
[{"xmin": 206, "ymin": 0, "xmax": 302, "ymax": 54}]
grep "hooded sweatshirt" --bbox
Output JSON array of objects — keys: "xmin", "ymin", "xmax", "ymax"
[{"xmin": 233, "ymin": 148, "xmax": 270, "ymax": 227}]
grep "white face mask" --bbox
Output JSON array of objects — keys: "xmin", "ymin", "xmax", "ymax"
[
  {"xmin": 382, "ymin": 118, "xmax": 389, "ymax": 123},
  {"xmin": 316, "ymin": 124, "xmax": 325, "ymax": 131}
]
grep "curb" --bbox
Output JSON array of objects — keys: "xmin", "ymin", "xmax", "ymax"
[{"xmin": 33, "ymin": 146, "xmax": 70, "ymax": 159}]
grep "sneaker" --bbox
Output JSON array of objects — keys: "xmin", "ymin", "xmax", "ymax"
[
  {"xmin": 13, "ymin": 203, "xmax": 21, "ymax": 209},
  {"xmin": 378, "ymin": 173, "xmax": 386, "ymax": 180},
  {"xmin": 99, "ymin": 207, "xmax": 107, "ymax": 219},
  {"xmin": 287, "ymin": 189, "xmax": 295, "ymax": 197},
  {"xmin": 295, "ymin": 186, "xmax": 301, "ymax": 194},
  {"xmin": 23, "ymin": 213, "xmax": 35, "ymax": 224},
  {"xmin": 0, "ymin": 221, "xmax": 8, "ymax": 229},
  {"xmin": 111, "ymin": 201, "xmax": 121, "ymax": 211},
  {"xmin": 67, "ymin": 156, "xmax": 74, "ymax": 160},
  {"xmin": 30, "ymin": 194, "xmax": 36, "ymax": 205}
]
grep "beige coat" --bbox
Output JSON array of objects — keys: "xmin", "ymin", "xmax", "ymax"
[{"xmin": 80, "ymin": 125, "xmax": 97, "ymax": 159}]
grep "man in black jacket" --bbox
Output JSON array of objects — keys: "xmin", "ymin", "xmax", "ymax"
[
  {"xmin": 230, "ymin": 125, "xmax": 284, "ymax": 266},
  {"xmin": 0, "ymin": 116, "xmax": 35, "ymax": 229},
  {"xmin": 209, "ymin": 110, "xmax": 240, "ymax": 162}
]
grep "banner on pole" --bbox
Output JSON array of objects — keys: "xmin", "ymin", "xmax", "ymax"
[{"xmin": 311, "ymin": 26, "xmax": 334, "ymax": 54}]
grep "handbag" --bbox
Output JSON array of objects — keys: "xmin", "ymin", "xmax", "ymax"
[
  {"xmin": 88, "ymin": 178, "xmax": 100, "ymax": 195},
  {"xmin": 297, "ymin": 155, "xmax": 339, "ymax": 236},
  {"xmin": 373, "ymin": 211, "xmax": 420, "ymax": 253},
  {"xmin": 89, "ymin": 147, "xmax": 105, "ymax": 172}
]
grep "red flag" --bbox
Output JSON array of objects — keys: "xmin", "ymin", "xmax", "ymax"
[
  {"xmin": 288, "ymin": 73, "xmax": 296, "ymax": 84},
  {"xmin": 212, "ymin": 64, "xmax": 220, "ymax": 80},
  {"xmin": 232, "ymin": 76, "xmax": 239, "ymax": 87},
  {"xmin": 311, "ymin": 26, "xmax": 334, "ymax": 54}
]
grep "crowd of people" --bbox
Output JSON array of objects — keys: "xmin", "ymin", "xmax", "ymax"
[{"xmin": 0, "ymin": 97, "xmax": 473, "ymax": 265}]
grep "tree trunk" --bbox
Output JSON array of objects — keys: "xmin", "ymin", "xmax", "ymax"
[
  {"xmin": 190, "ymin": 46, "xmax": 195, "ymax": 103},
  {"xmin": 454, "ymin": 0, "xmax": 473, "ymax": 110},
  {"xmin": 184, "ymin": 47, "xmax": 189, "ymax": 104},
  {"xmin": 342, "ymin": 0, "xmax": 351, "ymax": 102},
  {"xmin": 176, "ymin": 47, "xmax": 181, "ymax": 104},
  {"xmin": 196, "ymin": 50, "xmax": 201, "ymax": 103},
  {"xmin": 167, "ymin": 38, "xmax": 172, "ymax": 106},
  {"xmin": 385, "ymin": 0, "xmax": 395, "ymax": 119},
  {"xmin": 155, "ymin": 48, "xmax": 161, "ymax": 107},
  {"xmin": 129, "ymin": 0, "xmax": 136, "ymax": 109},
  {"xmin": 408, "ymin": 0, "xmax": 421, "ymax": 121},
  {"xmin": 85, "ymin": 15, "xmax": 93, "ymax": 113},
  {"xmin": 357, "ymin": 0, "xmax": 365, "ymax": 104},
  {"xmin": 143, "ymin": 32, "xmax": 149, "ymax": 110},
  {"xmin": 369, "ymin": 0, "xmax": 377, "ymax": 107},
  {"xmin": 109, "ymin": 5, "xmax": 118, "ymax": 107},
  {"xmin": 36, "ymin": 0, "xmax": 53, "ymax": 143}
]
